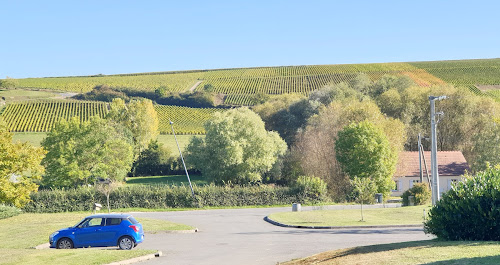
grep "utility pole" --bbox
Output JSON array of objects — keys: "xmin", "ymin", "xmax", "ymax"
[
  {"xmin": 169, "ymin": 119, "xmax": 195, "ymax": 198},
  {"xmin": 418, "ymin": 133, "xmax": 423, "ymax": 183},
  {"xmin": 429, "ymin": 95, "xmax": 447, "ymax": 206}
]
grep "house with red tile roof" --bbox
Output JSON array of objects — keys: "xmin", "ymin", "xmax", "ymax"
[{"xmin": 392, "ymin": 151, "xmax": 470, "ymax": 197}]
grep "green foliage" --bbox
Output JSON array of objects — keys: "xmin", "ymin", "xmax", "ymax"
[
  {"xmin": 402, "ymin": 183, "xmax": 431, "ymax": 206},
  {"xmin": 132, "ymin": 140, "xmax": 175, "ymax": 176},
  {"xmin": 155, "ymin": 86, "xmax": 169, "ymax": 97},
  {"xmin": 0, "ymin": 119, "xmax": 45, "ymax": 207},
  {"xmin": 156, "ymin": 91, "xmax": 216, "ymax": 107},
  {"xmin": 23, "ymin": 184, "xmax": 327, "ymax": 213},
  {"xmin": 0, "ymin": 78, "xmax": 18, "ymax": 89},
  {"xmin": 74, "ymin": 85, "xmax": 129, "ymax": 102},
  {"xmin": 186, "ymin": 108, "xmax": 287, "ymax": 184},
  {"xmin": 309, "ymin": 82, "xmax": 364, "ymax": 105},
  {"xmin": 350, "ymin": 176, "xmax": 377, "ymax": 204},
  {"xmin": 335, "ymin": 121, "xmax": 396, "ymax": 197},
  {"xmin": 0, "ymin": 205, "xmax": 21, "ymax": 220},
  {"xmin": 107, "ymin": 98, "xmax": 159, "ymax": 153},
  {"xmin": 294, "ymin": 176, "xmax": 328, "ymax": 202},
  {"xmin": 424, "ymin": 167, "xmax": 500, "ymax": 240},
  {"xmin": 41, "ymin": 116, "xmax": 134, "ymax": 187}
]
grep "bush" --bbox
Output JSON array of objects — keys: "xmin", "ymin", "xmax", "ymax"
[
  {"xmin": 424, "ymin": 167, "xmax": 500, "ymax": 240},
  {"xmin": 74, "ymin": 85, "xmax": 129, "ymax": 102},
  {"xmin": 402, "ymin": 183, "xmax": 431, "ymax": 206},
  {"xmin": 295, "ymin": 176, "xmax": 328, "ymax": 202},
  {"xmin": 131, "ymin": 140, "xmax": 175, "ymax": 176},
  {"xmin": 0, "ymin": 205, "xmax": 21, "ymax": 219},
  {"xmin": 23, "ymin": 184, "xmax": 328, "ymax": 213}
]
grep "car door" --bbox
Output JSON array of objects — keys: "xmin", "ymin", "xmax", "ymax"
[
  {"xmin": 100, "ymin": 218, "xmax": 123, "ymax": 246},
  {"xmin": 74, "ymin": 217, "xmax": 105, "ymax": 247}
]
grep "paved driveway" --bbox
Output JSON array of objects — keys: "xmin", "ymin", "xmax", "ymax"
[{"xmin": 134, "ymin": 205, "xmax": 433, "ymax": 265}]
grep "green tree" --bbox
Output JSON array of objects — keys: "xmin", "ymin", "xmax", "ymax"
[
  {"xmin": 0, "ymin": 78, "xmax": 18, "ymax": 89},
  {"xmin": 186, "ymin": 108, "xmax": 287, "ymax": 184},
  {"xmin": 350, "ymin": 176, "xmax": 377, "ymax": 221},
  {"xmin": 335, "ymin": 121, "xmax": 397, "ymax": 197},
  {"xmin": 42, "ymin": 116, "xmax": 134, "ymax": 187},
  {"xmin": 0, "ymin": 120, "xmax": 45, "ymax": 207},
  {"xmin": 132, "ymin": 140, "xmax": 174, "ymax": 176},
  {"xmin": 107, "ymin": 98, "xmax": 159, "ymax": 154}
]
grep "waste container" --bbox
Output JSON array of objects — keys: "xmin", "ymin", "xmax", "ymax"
[
  {"xmin": 408, "ymin": 196, "xmax": 415, "ymax": 206},
  {"xmin": 375, "ymin": 193, "xmax": 383, "ymax": 203},
  {"xmin": 292, "ymin": 203, "xmax": 301, "ymax": 212}
]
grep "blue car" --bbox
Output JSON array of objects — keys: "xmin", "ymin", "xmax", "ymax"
[{"xmin": 49, "ymin": 213, "xmax": 144, "ymax": 250}]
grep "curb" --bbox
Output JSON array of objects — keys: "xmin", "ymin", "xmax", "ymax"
[
  {"xmin": 33, "ymin": 243, "xmax": 50, "ymax": 249},
  {"xmin": 105, "ymin": 251, "xmax": 162, "ymax": 265},
  {"xmin": 264, "ymin": 216, "xmax": 424, "ymax": 229}
]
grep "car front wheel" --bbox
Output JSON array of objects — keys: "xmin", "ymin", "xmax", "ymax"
[
  {"xmin": 57, "ymin": 238, "xmax": 74, "ymax": 249},
  {"xmin": 118, "ymin": 236, "xmax": 134, "ymax": 250}
]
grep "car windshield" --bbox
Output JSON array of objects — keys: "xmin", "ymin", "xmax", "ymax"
[{"xmin": 73, "ymin": 218, "xmax": 87, "ymax": 228}]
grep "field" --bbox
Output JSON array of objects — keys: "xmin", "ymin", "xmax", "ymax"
[
  {"xmin": 12, "ymin": 62, "xmax": 451, "ymax": 106},
  {"xmin": 268, "ymin": 205, "xmax": 430, "ymax": 227},
  {"xmin": 1, "ymin": 101, "xmax": 222, "ymax": 134},
  {"xmin": 283, "ymin": 240, "xmax": 500, "ymax": 265}
]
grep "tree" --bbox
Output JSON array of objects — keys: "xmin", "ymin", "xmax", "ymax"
[
  {"xmin": 95, "ymin": 180, "xmax": 122, "ymax": 213},
  {"xmin": 186, "ymin": 108, "xmax": 287, "ymax": 184},
  {"xmin": 132, "ymin": 140, "xmax": 174, "ymax": 176},
  {"xmin": 350, "ymin": 176, "xmax": 377, "ymax": 222},
  {"xmin": 335, "ymin": 121, "xmax": 397, "ymax": 197},
  {"xmin": 107, "ymin": 98, "xmax": 159, "ymax": 154},
  {"xmin": 42, "ymin": 116, "xmax": 134, "ymax": 187},
  {"xmin": 0, "ymin": 78, "xmax": 18, "ymax": 89},
  {"xmin": 0, "ymin": 119, "xmax": 45, "ymax": 207},
  {"xmin": 293, "ymin": 98, "xmax": 405, "ymax": 201}
]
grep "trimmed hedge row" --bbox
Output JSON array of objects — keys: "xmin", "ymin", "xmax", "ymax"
[{"xmin": 24, "ymin": 184, "xmax": 324, "ymax": 213}]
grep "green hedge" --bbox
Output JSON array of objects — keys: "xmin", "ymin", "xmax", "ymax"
[
  {"xmin": 24, "ymin": 184, "xmax": 324, "ymax": 213},
  {"xmin": 424, "ymin": 168, "xmax": 500, "ymax": 240},
  {"xmin": 0, "ymin": 205, "xmax": 21, "ymax": 219}
]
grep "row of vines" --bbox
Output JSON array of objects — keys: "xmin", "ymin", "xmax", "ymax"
[
  {"xmin": 0, "ymin": 100, "xmax": 225, "ymax": 134},
  {"xmin": 12, "ymin": 62, "xmax": 450, "ymax": 106}
]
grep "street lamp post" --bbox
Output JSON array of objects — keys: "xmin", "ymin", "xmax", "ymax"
[{"xmin": 429, "ymin": 95, "xmax": 447, "ymax": 205}]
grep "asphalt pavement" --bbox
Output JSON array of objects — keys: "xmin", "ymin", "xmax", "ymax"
[{"xmin": 134, "ymin": 205, "xmax": 433, "ymax": 265}]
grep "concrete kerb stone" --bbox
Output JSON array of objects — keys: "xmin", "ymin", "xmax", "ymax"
[
  {"xmin": 264, "ymin": 216, "xmax": 424, "ymax": 229},
  {"xmin": 105, "ymin": 251, "xmax": 162, "ymax": 265}
]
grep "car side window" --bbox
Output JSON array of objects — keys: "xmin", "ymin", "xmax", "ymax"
[
  {"xmin": 106, "ymin": 218, "xmax": 122, "ymax": 226},
  {"xmin": 87, "ymin": 218, "xmax": 104, "ymax": 227}
]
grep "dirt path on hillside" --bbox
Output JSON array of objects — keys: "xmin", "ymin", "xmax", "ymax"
[{"xmin": 189, "ymin": 80, "xmax": 203, "ymax": 92}]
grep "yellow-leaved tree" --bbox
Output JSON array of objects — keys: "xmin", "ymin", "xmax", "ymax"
[{"xmin": 0, "ymin": 119, "xmax": 45, "ymax": 207}]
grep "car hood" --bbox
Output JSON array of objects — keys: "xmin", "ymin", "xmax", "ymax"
[{"xmin": 56, "ymin": 227, "xmax": 77, "ymax": 233}]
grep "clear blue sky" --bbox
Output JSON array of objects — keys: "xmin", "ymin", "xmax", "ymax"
[{"xmin": 1, "ymin": 0, "xmax": 499, "ymax": 78}]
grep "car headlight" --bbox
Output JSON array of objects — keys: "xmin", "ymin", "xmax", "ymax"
[{"xmin": 50, "ymin": 232, "xmax": 59, "ymax": 239}]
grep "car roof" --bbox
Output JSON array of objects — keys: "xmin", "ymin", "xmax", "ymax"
[{"xmin": 85, "ymin": 213, "xmax": 133, "ymax": 219}]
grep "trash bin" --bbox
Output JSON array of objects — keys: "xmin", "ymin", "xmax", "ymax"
[
  {"xmin": 408, "ymin": 196, "xmax": 415, "ymax": 206},
  {"xmin": 292, "ymin": 203, "xmax": 301, "ymax": 212},
  {"xmin": 375, "ymin": 193, "xmax": 383, "ymax": 203}
]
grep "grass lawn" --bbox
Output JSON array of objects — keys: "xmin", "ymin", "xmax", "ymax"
[
  {"xmin": 126, "ymin": 174, "xmax": 210, "ymax": 186},
  {"xmin": 157, "ymin": 134, "xmax": 203, "ymax": 153},
  {"xmin": 0, "ymin": 88, "xmax": 61, "ymax": 103},
  {"xmin": 12, "ymin": 133, "xmax": 200, "ymax": 151},
  {"xmin": 0, "ymin": 212, "xmax": 194, "ymax": 265},
  {"xmin": 12, "ymin": 132, "xmax": 46, "ymax": 147},
  {"xmin": 268, "ymin": 205, "xmax": 430, "ymax": 227},
  {"xmin": 282, "ymin": 240, "xmax": 500, "ymax": 265}
]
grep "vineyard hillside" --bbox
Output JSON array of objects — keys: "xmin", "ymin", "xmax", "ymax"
[{"xmin": 0, "ymin": 100, "xmax": 223, "ymax": 134}]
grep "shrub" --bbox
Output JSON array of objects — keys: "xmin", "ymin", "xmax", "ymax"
[
  {"xmin": 295, "ymin": 176, "xmax": 328, "ymax": 202},
  {"xmin": 402, "ymin": 183, "xmax": 431, "ymax": 206},
  {"xmin": 0, "ymin": 205, "xmax": 21, "ymax": 219},
  {"xmin": 23, "ymin": 184, "xmax": 327, "ymax": 213},
  {"xmin": 424, "ymin": 167, "xmax": 500, "ymax": 240}
]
